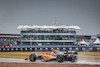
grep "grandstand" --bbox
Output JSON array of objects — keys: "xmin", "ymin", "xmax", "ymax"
[
  {"xmin": 0, "ymin": 33, "xmax": 98, "ymax": 47},
  {"xmin": 17, "ymin": 25, "xmax": 80, "ymax": 46},
  {"xmin": 0, "ymin": 33, "xmax": 100, "ymax": 52},
  {"xmin": 0, "ymin": 34, "xmax": 21, "ymax": 48}
]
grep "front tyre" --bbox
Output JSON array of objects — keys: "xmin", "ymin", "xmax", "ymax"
[
  {"xmin": 56, "ymin": 55, "xmax": 63, "ymax": 62},
  {"xmin": 29, "ymin": 54, "xmax": 36, "ymax": 62}
]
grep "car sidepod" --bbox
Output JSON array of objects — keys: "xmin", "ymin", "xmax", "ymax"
[{"xmin": 42, "ymin": 55, "xmax": 56, "ymax": 62}]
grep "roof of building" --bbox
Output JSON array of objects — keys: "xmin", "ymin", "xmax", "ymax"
[{"xmin": 17, "ymin": 25, "xmax": 80, "ymax": 30}]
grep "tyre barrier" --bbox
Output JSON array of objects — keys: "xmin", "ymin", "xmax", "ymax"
[
  {"xmin": 63, "ymin": 48, "xmax": 66, "ymax": 51},
  {"xmin": 20, "ymin": 48, "xmax": 22, "ymax": 51},
  {"xmin": 0, "ymin": 47, "xmax": 100, "ymax": 52},
  {"xmin": 35, "ymin": 48, "xmax": 37, "ymax": 51},
  {"xmin": 16, "ymin": 48, "xmax": 18, "ymax": 51},
  {"xmin": 97, "ymin": 48, "xmax": 100, "ymax": 51},
  {"xmin": 30, "ymin": 48, "xmax": 32, "ymax": 51},
  {"xmin": 57, "ymin": 48, "xmax": 59, "ymax": 50},
  {"xmin": 25, "ymin": 48, "xmax": 27, "ymax": 51},
  {"xmin": 69, "ymin": 48, "xmax": 72, "ymax": 51},
  {"xmin": 40, "ymin": 48, "xmax": 42, "ymax": 51},
  {"xmin": 7, "ymin": 48, "xmax": 9, "ymax": 51},
  {"xmin": 51, "ymin": 48, "xmax": 54, "ymax": 51},
  {"xmin": 89, "ymin": 48, "xmax": 93, "ymax": 51},
  {"xmin": 3, "ymin": 48, "xmax": 5, "ymax": 51},
  {"xmin": 45, "ymin": 48, "xmax": 48, "ymax": 51},
  {"xmin": 11, "ymin": 48, "xmax": 13, "ymax": 51},
  {"xmin": 75, "ymin": 48, "xmax": 79, "ymax": 51},
  {"xmin": 82, "ymin": 48, "xmax": 85, "ymax": 51}
]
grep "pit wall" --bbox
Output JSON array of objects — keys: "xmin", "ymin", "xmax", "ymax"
[{"xmin": 0, "ymin": 46, "xmax": 100, "ymax": 52}]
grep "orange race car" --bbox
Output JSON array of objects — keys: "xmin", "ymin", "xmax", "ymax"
[{"xmin": 29, "ymin": 50, "xmax": 78, "ymax": 62}]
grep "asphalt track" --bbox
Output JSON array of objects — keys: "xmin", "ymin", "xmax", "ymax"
[{"xmin": 0, "ymin": 58, "xmax": 100, "ymax": 65}]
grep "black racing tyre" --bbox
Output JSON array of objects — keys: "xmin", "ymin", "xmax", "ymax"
[
  {"xmin": 56, "ymin": 55, "xmax": 64, "ymax": 62},
  {"xmin": 71, "ymin": 56, "xmax": 78, "ymax": 62},
  {"xmin": 75, "ymin": 56, "xmax": 78, "ymax": 61},
  {"xmin": 29, "ymin": 54, "xmax": 36, "ymax": 62}
]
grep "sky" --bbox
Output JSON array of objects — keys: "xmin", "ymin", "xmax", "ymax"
[{"xmin": 0, "ymin": 0, "xmax": 100, "ymax": 35}]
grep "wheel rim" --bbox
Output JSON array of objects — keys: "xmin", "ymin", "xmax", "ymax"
[
  {"xmin": 57, "ymin": 55, "xmax": 62, "ymax": 62},
  {"xmin": 30, "ymin": 54, "xmax": 34, "ymax": 61}
]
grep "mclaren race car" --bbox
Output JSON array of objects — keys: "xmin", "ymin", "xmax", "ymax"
[{"xmin": 29, "ymin": 50, "xmax": 78, "ymax": 62}]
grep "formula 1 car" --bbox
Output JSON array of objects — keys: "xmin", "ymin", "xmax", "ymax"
[{"xmin": 29, "ymin": 50, "xmax": 78, "ymax": 62}]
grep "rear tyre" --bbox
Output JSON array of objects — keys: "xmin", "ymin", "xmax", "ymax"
[
  {"xmin": 56, "ymin": 55, "xmax": 64, "ymax": 62},
  {"xmin": 29, "ymin": 54, "xmax": 36, "ymax": 62},
  {"xmin": 71, "ymin": 56, "xmax": 78, "ymax": 62}
]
